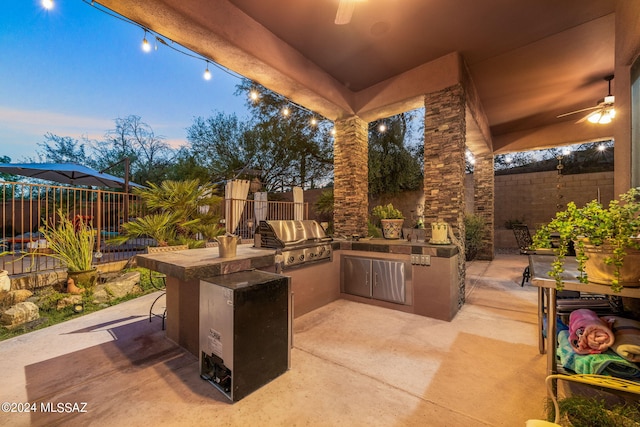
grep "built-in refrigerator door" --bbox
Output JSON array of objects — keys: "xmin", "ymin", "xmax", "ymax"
[
  {"xmin": 342, "ymin": 256, "xmax": 372, "ymax": 298},
  {"xmin": 372, "ymin": 259, "xmax": 405, "ymax": 304}
]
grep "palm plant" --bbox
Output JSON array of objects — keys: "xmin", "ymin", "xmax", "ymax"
[{"xmin": 113, "ymin": 179, "xmax": 224, "ymax": 247}]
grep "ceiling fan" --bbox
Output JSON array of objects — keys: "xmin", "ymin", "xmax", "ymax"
[
  {"xmin": 335, "ymin": 0, "xmax": 362, "ymax": 25},
  {"xmin": 557, "ymin": 75, "xmax": 615, "ymax": 124}
]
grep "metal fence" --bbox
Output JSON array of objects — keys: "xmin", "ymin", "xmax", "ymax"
[
  {"xmin": 1, "ymin": 181, "xmax": 308, "ymax": 277},
  {"xmin": 1, "ymin": 181, "xmax": 145, "ymax": 276},
  {"xmin": 226, "ymin": 198, "xmax": 308, "ymax": 239}
]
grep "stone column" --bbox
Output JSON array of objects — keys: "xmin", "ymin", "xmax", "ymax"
[
  {"xmin": 333, "ymin": 116, "xmax": 369, "ymax": 237},
  {"xmin": 473, "ymin": 152, "xmax": 495, "ymax": 260},
  {"xmin": 423, "ymin": 84, "xmax": 467, "ymax": 306}
]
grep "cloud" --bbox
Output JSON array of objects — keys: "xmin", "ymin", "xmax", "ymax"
[{"xmin": 0, "ymin": 105, "xmax": 112, "ymax": 142}]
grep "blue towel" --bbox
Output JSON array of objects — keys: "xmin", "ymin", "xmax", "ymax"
[{"xmin": 557, "ymin": 330, "xmax": 640, "ymax": 379}]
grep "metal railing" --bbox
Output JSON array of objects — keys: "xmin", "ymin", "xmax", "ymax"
[
  {"xmin": 1, "ymin": 180, "xmax": 309, "ymax": 276},
  {"xmin": 1, "ymin": 181, "xmax": 145, "ymax": 276},
  {"xmin": 225, "ymin": 198, "xmax": 309, "ymax": 240}
]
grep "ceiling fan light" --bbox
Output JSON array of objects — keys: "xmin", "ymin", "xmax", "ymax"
[
  {"xmin": 587, "ymin": 111, "xmax": 602, "ymax": 124},
  {"xmin": 609, "ymin": 108, "xmax": 616, "ymax": 119},
  {"xmin": 599, "ymin": 112, "xmax": 612, "ymax": 124}
]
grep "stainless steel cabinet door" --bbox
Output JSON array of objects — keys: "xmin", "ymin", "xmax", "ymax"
[
  {"xmin": 372, "ymin": 259, "xmax": 405, "ymax": 304},
  {"xmin": 342, "ymin": 256, "xmax": 372, "ymax": 298}
]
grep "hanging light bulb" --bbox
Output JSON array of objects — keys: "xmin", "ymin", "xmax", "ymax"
[
  {"xmin": 310, "ymin": 117, "xmax": 318, "ymax": 126},
  {"xmin": 249, "ymin": 89, "xmax": 260, "ymax": 102},
  {"xmin": 330, "ymin": 128, "xmax": 336, "ymax": 136},
  {"xmin": 42, "ymin": 0, "xmax": 54, "ymax": 10},
  {"xmin": 203, "ymin": 62, "xmax": 212, "ymax": 80},
  {"xmin": 282, "ymin": 107, "xmax": 290, "ymax": 117},
  {"xmin": 378, "ymin": 123, "xmax": 387, "ymax": 133},
  {"xmin": 141, "ymin": 31, "xmax": 151, "ymax": 53}
]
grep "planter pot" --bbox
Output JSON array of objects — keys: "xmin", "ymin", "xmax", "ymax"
[
  {"xmin": 380, "ymin": 219, "xmax": 404, "ymax": 239},
  {"xmin": 582, "ymin": 242, "xmax": 640, "ymax": 287},
  {"xmin": 67, "ymin": 268, "xmax": 98, "ymax": 291}
]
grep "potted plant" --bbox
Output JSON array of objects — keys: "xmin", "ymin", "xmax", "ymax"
[
  {"xmin": 371, "ymin": 203, "xmax": 404, "ymax": 239},
  {"xmin": 533, "ymin": 188, "xmax": 640, "ymax": 292},
  {"xmin": 40, "ymin": 210, "xmax": 97, "ymax": 291}
]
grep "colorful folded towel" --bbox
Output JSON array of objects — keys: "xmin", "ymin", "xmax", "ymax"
[
  {"xmin": 601, "ymin": 316, "xmax": 640, "ymax": 363},
  {"xmin": 557, "ymin": 330, "xmax": 640, "ymax": 379},
  {"xmin": 568, "ymin": 308, "xmax": 615, "ymax": 354}
]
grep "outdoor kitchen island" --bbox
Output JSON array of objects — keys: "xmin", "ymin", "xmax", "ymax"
[{"xmin": 136, "ymin": 238, "xmax": 460, "ymax": 357}]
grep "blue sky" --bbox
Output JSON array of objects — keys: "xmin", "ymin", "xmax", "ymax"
[{"xmin": 0, "ymin": 0, "xmax": 250, "ymax": 161}]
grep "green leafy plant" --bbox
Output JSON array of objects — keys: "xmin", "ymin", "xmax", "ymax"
[
  {"xmin": 547, "ymin": 395, "xmax": 640, "ymax": 426},
  {"xmin": 110, "ymin": 179, "xmax": 225, "ymax": 247},
  {"xmin": 464, "ymin": 213, "xmax": 487, "ymax": 261},
  {"xmin": 371, "ymin": 203, "xmax": 404, "ymax": 220},
  {"xmin": 39, "ymin": 210, "xmax": 95, "ymax": 272},
  {"xmin": 533, "ymin": 188, "xmax": 640, "ymax": 292}
]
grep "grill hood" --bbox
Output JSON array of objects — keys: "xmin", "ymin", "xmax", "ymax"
[{"xmin": 259, "ymin": 220, "xmax": 330, "ymax": 248}]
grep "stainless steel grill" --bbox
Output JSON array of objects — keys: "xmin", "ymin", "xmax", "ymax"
[{"xmin": 258, "ymin": 220, "xmax": 332, "ymax": 269}]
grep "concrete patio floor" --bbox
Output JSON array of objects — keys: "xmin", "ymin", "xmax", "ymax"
[{"xmin": 0, "ymin": 254, "xmax": 548, "ymax": 426}]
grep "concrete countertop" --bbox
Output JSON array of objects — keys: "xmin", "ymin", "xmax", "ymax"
[
  {"xmin": 335, "ymin": 238, "xmax": 459, "ymax": 258},
  {"xmin": 136, "ymin": 238, "xmax": 459, "ymax": 281},
  {"xmin": 136, "ymin": 245, "xmax": 276, "ymax": 282}
]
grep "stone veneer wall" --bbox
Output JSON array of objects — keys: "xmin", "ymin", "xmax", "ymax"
[
  {"xmin": 423, "ymin": 84, "xmax": 467, "ymax": 306},
  {"xmin": 473, "ymin": 152, "xmax": 495, "ymax": 260},
  {"xmin": 333, "ymin": 116, "xmax": 369, "ymax": 237}
]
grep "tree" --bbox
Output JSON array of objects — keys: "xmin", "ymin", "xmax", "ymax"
[
  {"xmin": 235, "ymin": 80, "xmax": 334, "ymax": 191},
  {"xmin": 35, "ymin": 133, "xmax": 91, "ymax": 165},
  {"xmin": 186, "ymin": 112, "xmax": 254, "ymax": 183},
  {"xmin": 368, "ymin": 112, "xmax": 423, "ymax": 195},
  {"xmin": 93, "ymin": 115, "xmax": 174, "ymax": 185}
]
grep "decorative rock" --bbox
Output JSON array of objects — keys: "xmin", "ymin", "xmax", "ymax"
[
  {"xmin": 91, "ymin": 271, "xmax": 141, "ymax": 304},
  {"xmin": 1, "ymin": 302, "xmax": 39, "ymax": 329},
  {"xmin": 0, "ymin": 270, "xmax": 10, "ymax": 292},
  {"xmin": 56, "ymin": 295, "xmax": 83, "ymax": 311},
  {"xmin": 2, "ymin": 289, "xmax": 33, "ymax": 306},
  {"xmin": 104, "ymin": 271, "xmax": 141, "ymax": 299}
]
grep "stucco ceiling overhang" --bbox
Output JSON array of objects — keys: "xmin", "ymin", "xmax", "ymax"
[{"xmin": 97, "ymin": 0, "xmax": 617, "ymax": 154}]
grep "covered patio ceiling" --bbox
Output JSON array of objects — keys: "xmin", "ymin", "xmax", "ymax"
[{"xmin": 97, "ymin": 0, "xmax": 617, "ymax": 154}]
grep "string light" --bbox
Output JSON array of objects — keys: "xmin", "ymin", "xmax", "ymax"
[
  {"xmin": 141, "ymin": 31, "xmax": 151, "ymax": 53},
  {"xmin": 378, "ymin": 123, "xmax": 387, "ymax": 133},
  {"xmin": 42, "ymin": 0, "xmax": 54, "ymax": 10},
  {"xmin": 79, "ymin": 0, "xmax": 335, "ymax": 137},
  {"xmin": 598, "ymin": 144, "xmax": 606, "ymax": 152}
]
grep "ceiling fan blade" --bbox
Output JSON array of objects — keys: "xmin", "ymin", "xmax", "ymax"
[
  {"xmin": 335, "ymin": 0, "xmax": 356, "ymax": 25},
  {"xmin": 556, "ymin": 105, "xmax": 600, "ymax": 119}
]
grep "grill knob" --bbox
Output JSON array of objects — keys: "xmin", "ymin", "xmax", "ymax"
[
  {"xmin": 288, "ymin": 256, "xmax": 295, "ymax": 263},
  {"xmin": 298, "ymin": 254, "xmax": 305, "ymax": 261}
]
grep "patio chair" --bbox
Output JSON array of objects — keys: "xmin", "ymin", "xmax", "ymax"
[{"xmin": 512, "ymin": 224, "xmax": 537, "ymax": 286}]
